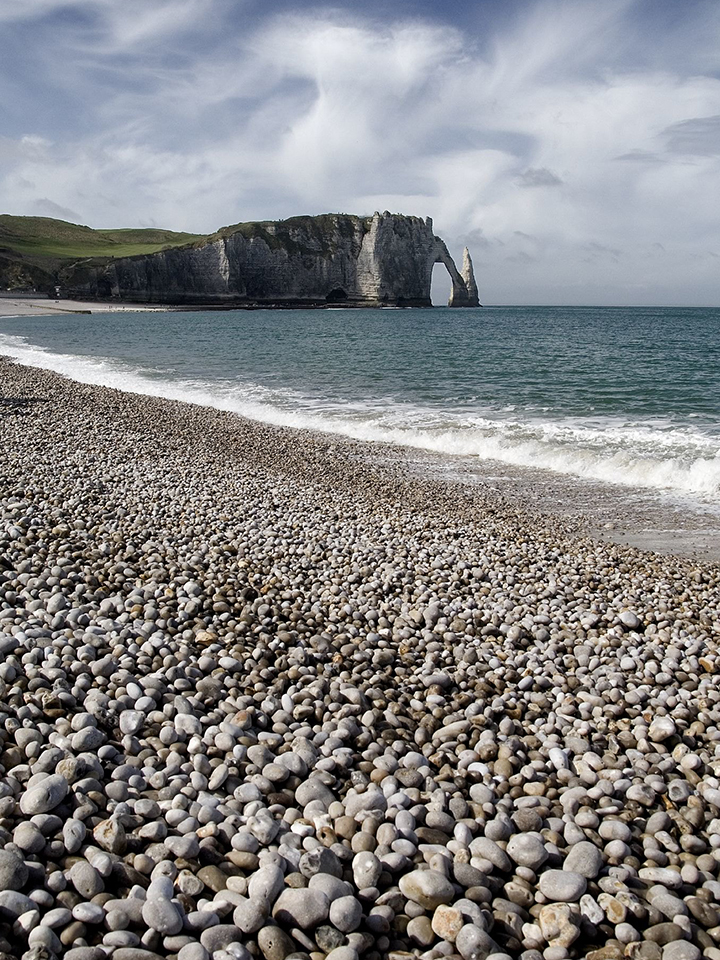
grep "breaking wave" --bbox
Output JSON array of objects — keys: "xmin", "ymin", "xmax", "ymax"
[{"xmin": 2, "ymin": 330, "xmax": 719, "ymax": 502}]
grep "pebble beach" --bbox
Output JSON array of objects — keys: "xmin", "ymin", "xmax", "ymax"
[{"xmin": 2, "ymin": 356, "xmax": 720, "ymax": 960}]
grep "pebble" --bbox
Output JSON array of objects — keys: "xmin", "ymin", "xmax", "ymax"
[
  {"xmin": 563, "ymin": 841, "xmax": 603, "ymax": 879},
  {"xmin": 431, "ymin": 904, "xmax": 464, "ymax": 942},
  {"xmin": 257, "ymin": 925, "xmax": 296, "ymax": 960},
  {"xmin": 352, "ymin": 851, "xmax": 382, "ymax": 889},
  {"xmin": 506, "ymin": 834, "xmax": 548, "ymax": 871},
  {"xmin": 113, "ymin": 951, "xmax": 167, "ymax": 960},
  {"xmin": 661, "ymin": 945, "xmax": 700, "ymax": 960},
  {"xmin": 18, "ymin": 774, "xmax": 68, "ymax": 815},
  {"xmin": 0, "ymin": 849, "xmax": 28, "ymax": 891},
  {"xmin": 538, "ymin": 871, "xmax": 588, "ymax": 902},
  {"xmin": 178, "ymin": 946, "xmax": 209, "ymax": 960},
  {"xmin": 648, "ymin": 717, "xmax": 676, "ymax": 743},
  {"xmin": 456, "ymin": 925, "xmax": 502, "ymax": 960},
  {"xmin": 142, "ymin": 898, "xmax": 183, "ymax": 936},
  {"xmin": 399, "ymin": 870, "xmax": 456, "ymax": 909},
  {"xmin": 272, "ymin": 888, "xmax": 330, "ymax": 929},
  {"xmin": 68, "ymin": 861, "xmax": 104, "ymax": 899},
  {"xmin": 233, "ymin": 897, "xmax": 268, "ymax": 934},
  {"xmin": 538, "ymin": 903, "xmax": 580, "ymax": 948},
  {"xmin": 2, "ymin": 358, "xmax": 720, "ymax": 960},
  {"xmin": 325, "ymin": 948, "xmax": 359, "ymax": 960},
  {"xmin": 329, "ymin": 896, "xmax": 363, "ymax": 933}
]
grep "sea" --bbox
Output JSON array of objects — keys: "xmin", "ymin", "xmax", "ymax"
[{"xmin": 2, "ymin": 305, "xmax": 719, "ymax": 557}]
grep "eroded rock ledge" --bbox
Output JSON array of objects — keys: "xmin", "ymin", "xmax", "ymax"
[{"xmin": 61, "ymin": 213, "xmax": 480, "ymax": 308}]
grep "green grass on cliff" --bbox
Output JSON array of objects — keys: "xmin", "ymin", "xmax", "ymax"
[
  {"xmin": 205, "ymin": 213, "xmax": 371, "ymax": 258},
  {"xmin": 0, "ymin": 212, "xmax": 371, "ymax": 291},
  {"xmin": 0, "ymin": 216, "xmax": 202, "ymax": 261},
  {"xmin": 0, "ymin": 213, "xmax": 369, "ymax": 265}
]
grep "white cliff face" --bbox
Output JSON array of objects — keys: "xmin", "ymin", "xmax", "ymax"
[
  {"xmin": 216, "ymin": 240, "xmax": 231, "ymax": 288},
  {"xmin": 61, "ymin": 213, "xmax": 479, "ymax": 307},
  {"xmin": 356, "ymin": 212, "xmax": 438, "ymax": 304},
  {"xmin": 462, "ymin": 247, "xmax": 479, "ymax": 305}
]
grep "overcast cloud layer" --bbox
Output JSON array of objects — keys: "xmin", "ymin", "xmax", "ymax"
[{"xmin": 1, "ymin": 0, "xmax": 719, "ymax": 305}]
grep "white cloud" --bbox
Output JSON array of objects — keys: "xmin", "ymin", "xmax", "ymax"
[{"xmin": 1, "ymin": 0, "xmax": 719, "ymax": 303}]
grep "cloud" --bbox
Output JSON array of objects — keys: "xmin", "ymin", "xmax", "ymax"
[
  {"xmin": 516, "ymin": 167, "xmax": 564, "ymax": 187},
  {"xmin": 507, "ymin": 250, "xmax": 536, "ymax": 264},
  {"xmin": 581, "ymin": 241, "xmax": 623, "ymax": 263},
  {"xmin": 0, "ymin": 0, "xmax": 719, "ymax": 303},
  {"xmin": 661, "ymin": 115, "xmax": 720, "ymax": 156},
  {"xmin": 613, "ymin": 150, "xmax": 664, "ymax": 163}
]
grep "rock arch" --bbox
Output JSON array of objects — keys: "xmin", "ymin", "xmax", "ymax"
[
  {"xmin": 64, "ymin": 211, "xmax": 480, "ymax": 307},
  {"xmin": 432, "ymin": 240, "xmax": 479, "ymax": 307}
]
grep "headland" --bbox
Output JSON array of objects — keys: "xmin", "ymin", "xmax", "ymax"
[{"xmin": 0, "ymin": 212, "xmax": 479, "ymax": 309}]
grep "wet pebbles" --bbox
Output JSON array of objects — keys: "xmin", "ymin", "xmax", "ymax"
[{"xmin": 1, "ymin": 357, "xmax": 720, "ymax": 960}]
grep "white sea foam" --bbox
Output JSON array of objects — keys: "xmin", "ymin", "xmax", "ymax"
[{"xmin": 2, "ymin": 332, "xmax": 719, "ymax": 502}]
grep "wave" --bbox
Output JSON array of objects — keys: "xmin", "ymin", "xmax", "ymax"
[{"xmin": 2, "ymin": 332, "xmax": 719, "ymax": 502}]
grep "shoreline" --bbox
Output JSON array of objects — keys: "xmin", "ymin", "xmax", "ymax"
[
  {"xmin": 0, "ymin": 296, "xmax": 448, "ymax": 316},
  {"xmin": 2, "ymin": 357, "xmax": 720, "ymax": 959},
  {"xmin": 2, "ymin": 309, "xmax": 720, "ymax": 563},
  {"xmin": 0, "ymin": 296, "xmax": 175, "ymax": 317},
  {"xmin": 393, "ymin": 444, "xmax": 720, "ymax": 564}
]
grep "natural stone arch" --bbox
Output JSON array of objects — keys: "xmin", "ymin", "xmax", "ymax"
[{"xmin": 431, "ymin": 239, "xmax": 479, "ymax": 307}]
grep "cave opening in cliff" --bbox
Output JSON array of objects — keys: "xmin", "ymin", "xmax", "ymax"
[
  {"xmin": 326, "ymin": 287, "xmax": 348, "ymax": 303},
  {"xmin": 431, "ymin": 263, "xmax": 452, "ymax": 306},
  {"xmin": 96, "ymin": 278, "xmax": 113, "ymax": 299}
]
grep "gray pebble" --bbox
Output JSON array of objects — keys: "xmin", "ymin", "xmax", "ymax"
[
  {"xmin": 19, "ymin": 775, "xmax": 69, "ymax": 815},
  {"xmin": 662, "ymin": 944, "xmax": 701, "ymax": 960},
  {"xmin": 538, "ymin": 871, "xmax": 587, "ymax": 902},
  {"xmin": 506, "ymin": 834, "xmax": 547, "ymax": 871},
  {"xmin": 200, "ymin": 925, "xmax": 246, "ymax": 953},
  {"xmin": 273, "ymin": 888, "xmax": 330, "ymax": 929},
  {"xmin": 142, "ymin": 898, "xmax": 183, "ymax": 936},
  {"xmin": 68, "ymin": 861, "xmax": 104, "ymax": 899},
  {"xmin": 0, "ymin": 849, "xmax": 28, "ymax": 891},
  {"xmin": 563, "ymin": 841, "xmax": 603, "ymax": 879},
  {"xmin": 456, "ymin": 924, "xmax": 502, "ymax": 960},
  {"xmin": 329, "ymin": 896, "xmax": 363, "ymax": 933}
]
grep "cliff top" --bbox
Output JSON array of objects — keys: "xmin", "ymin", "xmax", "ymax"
[
  {"xmin": 0, "ymin": 215, "xmax": 202, "ymax": 265},
  {"xmin": 0, "ymin": 211, "xmax": 434, "ymax": 267}
]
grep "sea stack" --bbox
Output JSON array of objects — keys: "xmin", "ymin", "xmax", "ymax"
[
  {"xmin": 462, "ymin": 247, "xmax": 479, "ymax": 305},
  {"xmin": 448, "ymin": 245, "xmax": 480, "ymax": 307}
]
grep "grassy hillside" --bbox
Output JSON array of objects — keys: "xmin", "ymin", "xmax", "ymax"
[
  {"xmin": 0, "ymin": 215, "xmax": 202, "ymax": 261},
  {"xmin": 0, "ymin": 213, "xmax": 368, "ymax": 293},
  {"xmin": 0, "ymin": 214, "xmax": 205, "ymax": 292}
]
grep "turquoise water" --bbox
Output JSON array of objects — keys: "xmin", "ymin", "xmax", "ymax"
[{"xmin": 1, "ymin": 305, "xmax": 719, "ymax": 504}]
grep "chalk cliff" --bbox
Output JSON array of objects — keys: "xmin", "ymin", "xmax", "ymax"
[{"xmin": 61, "ymin": 212, "xmax": 480, "ymax": 307}]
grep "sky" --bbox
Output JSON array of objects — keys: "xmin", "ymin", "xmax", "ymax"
[{"xmin": 1, "ymin": 0, "xmax": 719, "ymax": 305}]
